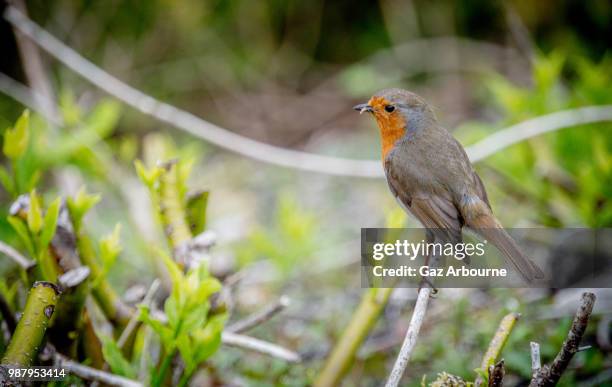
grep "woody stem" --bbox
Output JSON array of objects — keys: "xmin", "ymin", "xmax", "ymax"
[{"xmin": 1, "ymin": 281, "xmax": 60, "ymax": 366}]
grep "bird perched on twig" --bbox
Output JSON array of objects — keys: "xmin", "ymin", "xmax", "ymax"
[{"xmin": 354, "ymin": 88, "xmax": 544, "ymax": 283}]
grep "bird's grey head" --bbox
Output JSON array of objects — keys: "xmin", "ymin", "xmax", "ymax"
[{"xmin": 353, "ymin": 88, "xmax": 436, "ymax": 134}]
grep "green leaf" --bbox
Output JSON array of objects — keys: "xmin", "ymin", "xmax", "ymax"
[
  {"xmin": 100, "ymin": 335, "xmax": 137, "ymax": 378},
  {"xmin": 59, "ymin": 90, "xmax": 82, "ymax": 126},
  {"xmin": 178, "ymin": 304, "xmax": 207, "ymax": 336},
  {"xmin": 473, "ymin": 367, "xmax": 488, "ymax": 383},
  {"xmin": 27, "ymin": 190, "xmax": 43, "ymax": 234},
  {"xmin": 176, "ymin": 335, "xmax": 195, "ymax": 373},
  {"xmin": 100, "ymin": 223, "xmax": 122, "ymax": 265},
  {"xmin": 83, "ymin": 100, "xmax": 121, "ymax": 139},
  {"xmin": 160, "ymin": 249, "xmax": 184, "ymax": 291},
  {"xmin": 24, "ymin": 170, "xmax": 41, "ymax": 194},
  {"xmin": 3, "ymin": 110, "xmax": 30, "ymax": 160},
  {"xmin": 138, "ymin": 306, "xmax": 174, "ymax": 349},
  {"xmin": 193, "ymin": 277, "xmax": 221, "ymax": 304},
  {"xmin": 134, "ymin": 160, "xmax": 161, "ymax": 190},
  {"xmin": 92, "ymin": 223, "xmax": 122, "ymax": 288},
  {"xmin": 192, "ymin": 314, "xmax": 225, "ymax": 364},
  {"xmin": 7, "ymin": 216, "xmax": 35, "ymax": 257},
  {"xmin": 186, "ymin": 191, "xmax": 209, "ymax": 235},
  {"xmin": 164, "ymin": 294, "xmax": 180, "ymax": 328},
  {"xmin": 40, "ymin": 197, "xmax": 61, "ymax": 248},
  {"xmin": 66, "ymin": 186, "xmax": 101, "ymax": 230},
  {"xmin": 51, "ymin": 100, "xmax": 122, "ymax": 161},
  {"xmin": 0, "ymin": 166, "xmax": 15, "ymax": 196}
]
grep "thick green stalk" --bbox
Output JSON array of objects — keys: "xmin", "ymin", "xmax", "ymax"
[
  {"xmin": 80, "ymin": 311, "xmax": 106, "ymax": 369},
  {"xmin": 153, "ymin": 350, "xmax": 175, "ymax": 387},
  {"xmin": 1, "ymin": 281, "xmax": 60, "ymax": 366},
  {"xmin": 474, "ymin": 312, "xmax": 520, "ymax": 386},
  {"xmin": 48, "ymin": 267, "xmax": 90, "ymax": 357},
  {"xmin": 315, "ymin": 287, "xmax": 394, "ymax": 387},
  {"xmin": 158, "ymin": 161, "xmax": 192, "ymax": 265}
]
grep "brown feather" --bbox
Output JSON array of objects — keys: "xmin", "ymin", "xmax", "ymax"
[
  {"xmin": 467, "ymin": 214, "xmax": 545, "ymax": 283},
  {"xmin": 369, "ymin": 88, "xmax": 542, "ymax": 283}
]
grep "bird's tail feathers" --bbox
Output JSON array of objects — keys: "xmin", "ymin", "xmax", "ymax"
[{"xmin": 469, "ymin": 215, "xmax": 545, "ymax": 284}]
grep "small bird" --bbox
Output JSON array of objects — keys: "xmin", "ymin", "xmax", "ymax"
[{"xmin": 354, "ymin": 88, "xmax": 544, "ymax": 283}]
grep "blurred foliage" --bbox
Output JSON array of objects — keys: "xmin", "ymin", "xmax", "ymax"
[
  {"xmin": 459, "ymin": 53, "xmax": 612, "ymax": 227},
  {"xmin": 0, "ymin": 111, "xmax": 225, "ymax": 386},
  {"xmin": 140, "ymin": 254, "xmax": 225, "ymax": 386},
  {"xmin": 236, "ymin": 193, "xmax": 318, "ymax": 274},
  {"xmin": 0, "ymin": 1, "xmax": 610, "ymax": 385}
]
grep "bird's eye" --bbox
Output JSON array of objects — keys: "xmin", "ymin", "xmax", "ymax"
[{"xmin": 384, "ymin": 105, "xmax": 395, "ymax": 113}]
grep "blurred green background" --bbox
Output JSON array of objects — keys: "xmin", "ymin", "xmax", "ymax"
[{"xmin": 0, "ymin": 0, "xmax": 611, "ymax": 386}]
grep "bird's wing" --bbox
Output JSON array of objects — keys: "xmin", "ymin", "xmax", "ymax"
[
  {"xmin": 411, "ymin": 194, "xmax": 462, "ymax": 230},
  {"xmin": 385, "ymin": 156, "xmax": 463, "ymax": 232},
  {"xmin": 447, "ymin": 136, "xmax": 491, "ymax": 209},
  {"xmin": 472, "ymin": 171, "xmax": 491, "ymax": 209}
]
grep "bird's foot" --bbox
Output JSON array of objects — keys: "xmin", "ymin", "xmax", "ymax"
[{"xmin": 418, "ymin": 277, "xmax": 438, "ymax": 298}]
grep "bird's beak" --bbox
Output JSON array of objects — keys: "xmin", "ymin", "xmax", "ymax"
[{"xmin": 353, "ymin": 103, "xmax": 373, "ymax": 114}]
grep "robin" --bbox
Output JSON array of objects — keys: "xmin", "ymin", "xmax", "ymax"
[{"xmin": 354, "ymin": 88, "xmax": 544, "ymax": 283}]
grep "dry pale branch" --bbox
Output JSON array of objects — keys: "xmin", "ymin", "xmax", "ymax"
[
  {"xmin": 385, "ymin": 250, "xmax": 443, "ymax": 387},
  {"xmin": 530, "ymin": 341, "xmax": 541, "ymax": 377},
  {"xmin": 466, "ymin": 107, "xmax": 612, "ymax": 161},
  {"xmin": 7, "ymin": 0, "xmax": 57, "ymax": 124},
  {"xmin": 55, "ymin": 354, "xmax": 142, "ymax": 387},
  {"xmin": 5, "ymin": 6, "xmax": 612, "ymax": 177},
  {"xmin": 529, "ymin": 292, "xmax": 596, "ymax": 387},
  {"xmin": 117, "ymin": 279, "xmax": 160, "ymax": 348},
  {"xmin": 0, "ymin": 240, "xmax": 36, "ymax": 270},
  {"xmin": 221, "ymin": 332, "xmax": 301, "ymax": 363},
  {"xmin": 384, "ymin": 286, "xmax": 433, "ymax": 387},
  {"xmin": 148, "ymin": 310, "xmax": 301, "ymax": 363},
  {"xmin": 0, "ymin": 72, "xmax": 62, "ymax": 124},
  {"xmin": 3, "ymin": 6, "xmax": 377, "ymax": 177},
  {"xmin": 227, "ymin": 295, "xmax": 290, "ymax": 333}
]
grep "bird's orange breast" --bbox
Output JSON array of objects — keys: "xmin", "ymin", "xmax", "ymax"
[{"xmin": 368, "ymin": 96, "xmax": 407, "ymax": 161}]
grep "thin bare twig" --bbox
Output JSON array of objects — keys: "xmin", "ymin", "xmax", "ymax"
[
  {"xmin": 385, "ymin": 248, "xmax": 444, "ymax": 387},
  {"xmin": 55, "ymin": 353, "xmax": 142, "ymax": 387},
  {"xmin": 147, "ymin": 310, "xmax": 301, "ymax": 363},
  {"xmin": 529, "ymin": 292, "xmax": 596, "ymax": 387},
  {"xmin": 117, "ymin": 279, "xmax": 160, "ymax": 348},
  {"xmin": 384, "ymin": 286, "xmax": 432, "ymax": 387},
  {"xmin": 0, "ymin": 240, "xmax": 36, "ymax": 270},
  {"xmin": 504, "ymin": 4, "xmax": 535, "ymax": 61},
  {"xmin": 466, "ymin": 107, "xmax": 612, "ymax": 161},
  {"xmin": 5, "ymin": 6, "xmax": 612, "ymax": 177},
  {"xmin": 227, "ymin": 295, "xmax": 290, "ymax": 333},
  {"xmin": 7, "ymin": 0, "xmax": 57, "ymax": 124},
  {"xmin": 530, "ymin": 341, "xmax": 541, "ymax": 377},
  {"xmin": 0, "ymin": 72, "xmax": 63, "ymax": 124},
  {"xmin": 221, "ymin": 332, "xmax": 301, "ymax": 363},
  {"xmin": 3, "ymin": 6, "xmax": 377, "ymax": 177}
]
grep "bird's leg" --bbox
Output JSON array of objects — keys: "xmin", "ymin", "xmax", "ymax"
[
  {"xmin": 418, "ymin": 276, "xmax": 438, "ymax": 297},
  {"xmin": 418, "ymin": 231, "xmax": 439, "ymax": 297}
]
